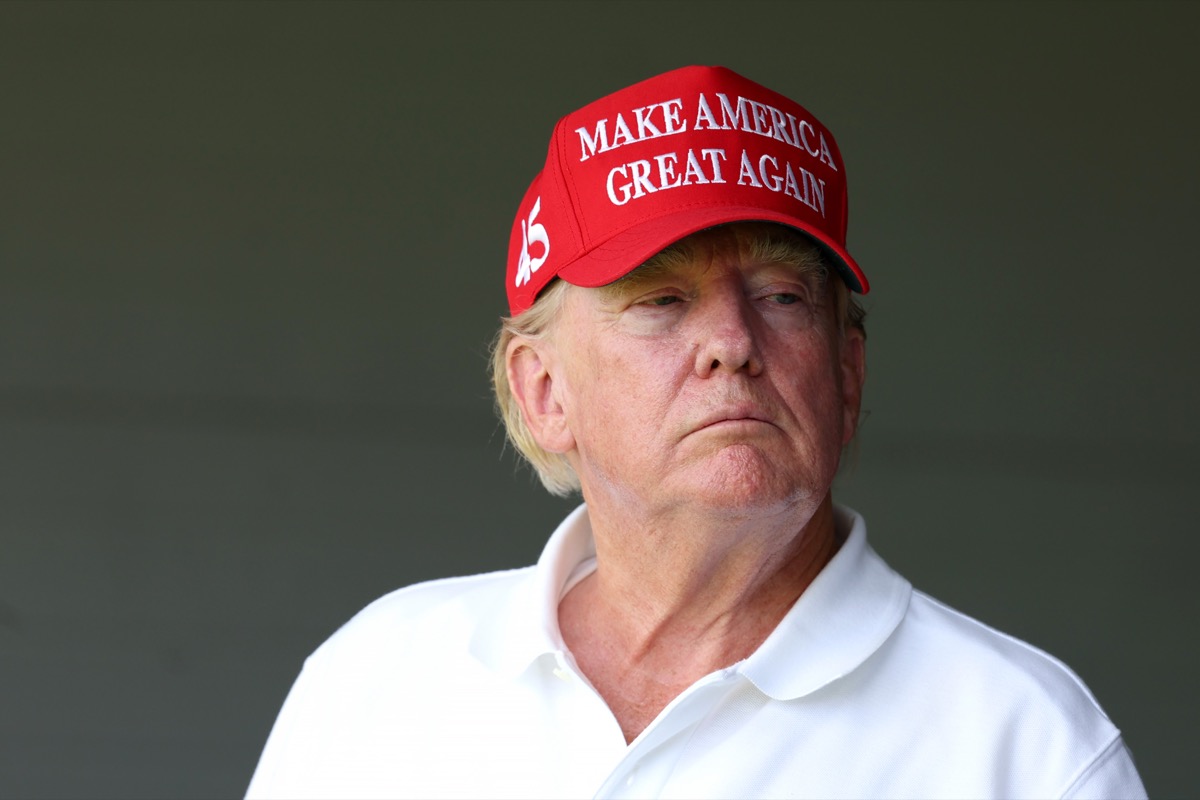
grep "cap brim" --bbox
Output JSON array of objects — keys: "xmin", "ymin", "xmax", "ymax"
[{"xmin": 557, "ymin": 205, "xmax": 868, "ymax": 294}]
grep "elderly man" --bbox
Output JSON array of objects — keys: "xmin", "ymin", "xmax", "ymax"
[{"xmin": 246, "ymin": 66, "xmax": 1145, "ymax": 799}]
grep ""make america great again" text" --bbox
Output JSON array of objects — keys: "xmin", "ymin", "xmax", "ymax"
[{"xmin": 573, "ymin": 92, "xmax": 838, "ymax": 216}]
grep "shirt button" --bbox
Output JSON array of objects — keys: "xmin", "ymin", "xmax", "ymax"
[{"xmin": 625, "ymin": 769, "xmax": 637, "ymax": 787}]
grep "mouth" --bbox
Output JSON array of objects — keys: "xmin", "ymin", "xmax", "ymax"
[{"xmin": 693, "ymin": 406, "xmax": 775, "ymax": 433}]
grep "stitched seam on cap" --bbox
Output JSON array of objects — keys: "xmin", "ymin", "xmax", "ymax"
[{"xmin": 554, "ymin": 117, "xmax": 592, "ymax": 248}]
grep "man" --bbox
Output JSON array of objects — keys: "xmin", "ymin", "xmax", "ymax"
[{"xmin": 246, "ymin": 66, "xmax": 1145, "ymax": 799}]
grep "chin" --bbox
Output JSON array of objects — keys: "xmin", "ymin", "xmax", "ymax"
[{"xmin": 687, "ymin": 445, "xmax": 824, "ymax": 516}]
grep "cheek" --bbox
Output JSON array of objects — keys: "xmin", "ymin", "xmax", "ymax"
[
  {"xmin": 567, "ymin": 345, "xmax": 681, "ymax": 440},
  {"xmin": 778, "ymin": 335, "xmax": 849, "ymax": 433}
]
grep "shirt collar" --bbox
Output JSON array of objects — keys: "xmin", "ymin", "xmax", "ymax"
[
  {"xmin": 469, "ymin": 503, "xmax": 595, "ymax": 678},
  {"xmin": 473, "ymin": 503, "xmax": 912, "ymax": 695},
  {"xmin": 738, "ymin": 505, "xmax": 913, "ymax": 699}
]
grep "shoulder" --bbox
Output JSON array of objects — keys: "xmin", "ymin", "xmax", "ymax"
[
  {"xmin": 875, "ymin": 589, "xmax": 1141, "ymax": 797},
  {"xmin": 902, "ymin": 589, "xmax": 1109, "ymax": 712},
  {"xmin": 338, "ymin": 567, "xmax": 535, "ymax": 630},
  {"xmin": 306, "ymin": 566, "xmax": 536, "ymax": 670},
  {"xmin": 245, "ymin": 566, "xmax": 543, "ymax": 799}
]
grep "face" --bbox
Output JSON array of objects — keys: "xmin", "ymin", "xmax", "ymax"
[{"xmin": 514, "ymin": 227, "xmax": 865, "ymax": 522}]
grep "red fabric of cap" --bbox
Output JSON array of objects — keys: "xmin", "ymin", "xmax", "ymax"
[{"xmin": 505, "ymin": 65, "xmax": 868, "ymax": 316}]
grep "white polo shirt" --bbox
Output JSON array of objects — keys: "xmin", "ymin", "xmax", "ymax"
[{"xmin": 246, "ymin": 505, "xmax": 1145, "ymax": 799}]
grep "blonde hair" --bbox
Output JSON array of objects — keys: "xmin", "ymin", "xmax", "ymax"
[{"xmin": 490, "ymin": 223, "xmax": 866, "ymax": 496}]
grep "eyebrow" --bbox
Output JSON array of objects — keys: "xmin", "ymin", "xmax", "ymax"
[
  {"xmin": 597, "ymin": 259, "xmax": 682, "ymax": 300},
  {"xmin": 598, "ymin": 251, "xmax": 828, "ymax": 302}
]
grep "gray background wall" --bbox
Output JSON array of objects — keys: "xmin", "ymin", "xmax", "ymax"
[{"xmin": 1, "ymin": 1, "xmax": 1195, "ymax": 797}]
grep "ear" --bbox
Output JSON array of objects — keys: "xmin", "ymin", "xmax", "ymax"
[
  {"xmin": 839, "ymin": 328, "xmax": 867, "ymax": 446},
  {"xmin": 505, "ymin": 336, "xmax": 575, "ymax": 454}
]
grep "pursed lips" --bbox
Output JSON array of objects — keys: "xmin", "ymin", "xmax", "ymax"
[{"xmin": 692, "ymin": 404, "xmax": 777, "ymax": 434}]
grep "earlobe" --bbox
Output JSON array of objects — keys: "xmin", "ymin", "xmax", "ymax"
[
  {"xmin": 840, "ymin": 329, "xmax": 867, "ymax": 445},
  {"xmin": 506, "ymin": 337, "xmax": 575, "ymax": 454}
]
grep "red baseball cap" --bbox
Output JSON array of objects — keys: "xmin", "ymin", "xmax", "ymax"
[{"xmin": 504, "ymin": 65, "xmax": 868, "ymax": 316}]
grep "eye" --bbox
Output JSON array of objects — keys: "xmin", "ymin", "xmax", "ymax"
[
  {"xmin": 645, "ymin": 295, "xmax": 682, "ymax": 307},
  {"xmin": 768, "ymin": 293, "xmax": 800, "ymax": 305}
]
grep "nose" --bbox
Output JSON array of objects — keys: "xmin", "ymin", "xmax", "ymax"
[{"xmin": 693, "ymin": 290, "xmax": 763, "ymax": 378}]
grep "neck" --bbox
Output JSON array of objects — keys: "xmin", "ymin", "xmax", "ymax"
[{"xmin": 558, "ymin": 493, "xmax": 841, "ymax": 742}]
